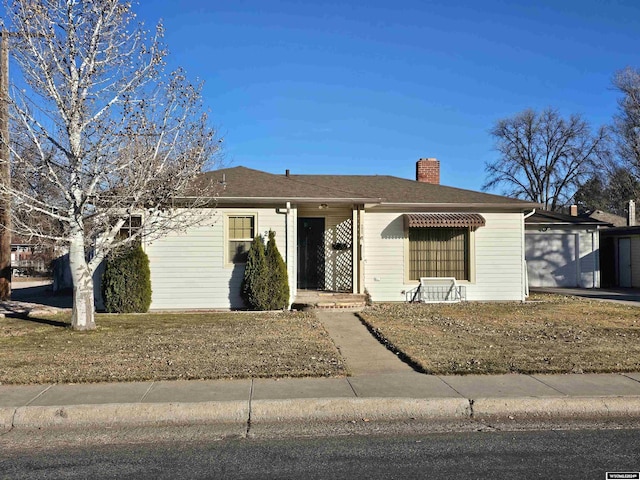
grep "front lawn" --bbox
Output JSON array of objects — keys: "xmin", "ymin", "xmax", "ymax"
[
  {"xmin": 0, "ymin": 311, "xmax": 347, "ymax": 384},
  {"xmin": 359, "ymin": 294, "xmax": 640, "ymax": 375}
]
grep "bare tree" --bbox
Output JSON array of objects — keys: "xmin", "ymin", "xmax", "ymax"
[
  {"xmin": 483, "ymin": 108, "xmax": 609, "ymax": 211},
  {"xmin": 613, "ymin": 67, "xmax": 640, "ymax": 180},
  {"xmin": 1, "ymin": 0, "xmax": 218, "ymax": 329}
]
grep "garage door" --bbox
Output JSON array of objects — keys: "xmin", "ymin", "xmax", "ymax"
[{"xmin": 525, "ymin": 233, "xmax": 578, "ymax": 287}]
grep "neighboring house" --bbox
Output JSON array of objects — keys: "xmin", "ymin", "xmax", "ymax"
[
  {"xmin": 598, "ymin": 201, "xmax": 640, "ymax": 289},
  {"xmin": 580, "ymin": 200, "xmax": 640, "ymax": 288},
  {"xmin": 600, "ymin": 226, "xmax": 640, "ymax": 288},
  {"xmin": 524, "ymin": 211, "xmax": 610, "ymax": 289},
  {"xmin": 583, "ymin": 210, "xmax": 629, "ymax": 228},
  {"xmin": 10, "ymin": 236, "xmax": 56, "ymax": 276},
  {"xmin": 143, "ymin": 158, "xmax": 539, "ymax": 309}
]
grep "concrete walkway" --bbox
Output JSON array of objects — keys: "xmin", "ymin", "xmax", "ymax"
[{"xmin": 314, "ymin": 311, "xmax": 413, "ymax": 375}]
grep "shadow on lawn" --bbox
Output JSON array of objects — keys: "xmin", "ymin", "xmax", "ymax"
[{"xmin": 4, "ymin": 312, "xmax": 69, "ymax": 328}]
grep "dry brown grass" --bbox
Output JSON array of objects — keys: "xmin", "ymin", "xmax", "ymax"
[
  {"xmin": 0, "ymin": 311, "xmax": 346, "ymax": 384},
  {"xmin": 359, "ymin": 294, "xmax": 640, "ymax": 375}
]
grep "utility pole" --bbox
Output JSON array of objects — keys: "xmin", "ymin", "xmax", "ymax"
[{"xmin": 0, "ymin": 32, "xmax": 11, "ymax": 300}]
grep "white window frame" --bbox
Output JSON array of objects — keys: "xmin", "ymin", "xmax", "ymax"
[{"xmin": 225, "ymin": 212, "xmax": 258, "ymax": 267}]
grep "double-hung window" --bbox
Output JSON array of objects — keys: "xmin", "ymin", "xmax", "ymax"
[
  {"xmin": 228, "ymin": 215, "xmax": 255, "ymax": 264},
  {"xmin": 118, "ymin": 215, "xmax": 143, "ymax": 242}
]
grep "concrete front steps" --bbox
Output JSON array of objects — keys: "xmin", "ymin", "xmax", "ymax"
[{"xmin": 292, "ymin": 290, "xmax": 367, "ymax": 311}]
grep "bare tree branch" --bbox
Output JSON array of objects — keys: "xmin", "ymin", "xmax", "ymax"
[
  {"xmin": 483, "ymin": 108, "xmax": 610, "ymax": 211},
  {"xmin": 613, "ymin": 67, "xmax": 640, "ymax": 181}
]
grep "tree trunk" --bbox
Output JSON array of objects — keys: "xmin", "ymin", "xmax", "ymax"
[{"xmin": 69, "ymin": 235, "xmax": 96, "ymax": 330}]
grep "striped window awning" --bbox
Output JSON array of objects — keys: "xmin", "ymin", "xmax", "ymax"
[{"xmin": 404, "ymin": 213, "xmax": 486, "ymax": 228}]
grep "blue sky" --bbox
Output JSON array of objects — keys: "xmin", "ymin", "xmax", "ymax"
[{"xmin": 44, "ymin": 1, "xmax": 640, "ymax": 191}]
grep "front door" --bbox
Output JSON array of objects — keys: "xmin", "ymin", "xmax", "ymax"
[{"xmin": 297, "ymin": 218, "xmax": 325, "ymax": 289}]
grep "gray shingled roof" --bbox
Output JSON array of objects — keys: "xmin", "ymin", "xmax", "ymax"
[{"xmin": 195, "ymin": 166, "xmax": 539, "ymax": 208}]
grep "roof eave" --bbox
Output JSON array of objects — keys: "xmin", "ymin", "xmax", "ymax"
[
  {"xmin": 374, "ymin": 202, "xmax": 541, "ymax": 210},
  {"xmin": 526, "ymin": 220, "xmax": 611, "ymax": 226},
  {"xmin": 210, "ymin": 196, "xmax": 382, "ymax": 204}
]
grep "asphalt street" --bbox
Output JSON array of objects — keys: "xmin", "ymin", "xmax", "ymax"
[{"xmin": 2, "ymin": 427, "xmax": 640, "ymax": 479}]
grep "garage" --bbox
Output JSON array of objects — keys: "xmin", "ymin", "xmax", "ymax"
[
  {"xmin": 524, "ymin": 211, "xmax": 609, "ymax": 289},
  {"xmin": 525, "ymin": 233, "xmax": 577, "ymax": 287}
]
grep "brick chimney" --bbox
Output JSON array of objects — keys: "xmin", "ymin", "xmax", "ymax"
[
  {"xmin": 570, "ymin": 205, "xmax": 578, "ymax": 216},
  {"xmin": 416, "ymin": 158, "xmax": 440, "ymax": 184},
  {"xmin": 629, "ymin": 200, "xmax": 636, "ymax": 227}
]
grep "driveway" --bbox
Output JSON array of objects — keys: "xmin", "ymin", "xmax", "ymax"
[
  {"xmin": 530, "ymin": 287, "xmax": 640, "ymax": 306},
  {"xmin": 6, "ymin": 279, "xmax": 72, "ymax": 309}
]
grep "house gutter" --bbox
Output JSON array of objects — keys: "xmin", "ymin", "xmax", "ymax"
[
  {"xmin": 371, "ymin": 202, "xmax": 542, "ymax": 211},
  {"xmin": 207, "ymin": 197, "xmax": 383, "ymax": 205}
]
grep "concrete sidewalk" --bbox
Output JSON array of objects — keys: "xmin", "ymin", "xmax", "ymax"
[
  {"xmin": 2, "ymin": 308, "xmax": 640, "ymax": 432},
  {"xmin": 2, "ymin": 372, "xmax": 640, "ymax": 432}
]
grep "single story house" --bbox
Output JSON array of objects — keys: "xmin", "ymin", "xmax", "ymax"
[
  {"xmin": 524, "ymin": 210, "xmax": 610, "ymax": 289},
  {"xmin": 143, "ymin": 158, "xmax": 539, "ymax": 309}
]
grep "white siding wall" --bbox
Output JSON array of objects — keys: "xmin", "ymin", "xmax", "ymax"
[
  {"xmin": 473, "ymin": 212, "xmax": 525, "ymax": 300},
  {"xmin": 362, "ymin": 211, "xmax": 525, "ymax": 302},
  {"xmin": 146, "ymin": 207, "xmax": 291, "ymax": 310},
  {"xmin": 362, "ymin": 212, "xmax": 405, "ymax": 302},
  {"xmin": 524, "ymin": 226, "xmax": 600, "ymax": 288}
]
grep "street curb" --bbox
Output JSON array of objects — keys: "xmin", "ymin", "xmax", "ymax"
[
  {"xmin": 250, "ymin": 398, "xmax": 471, "ymax": 423},
  {"xmin": 3, "ymin": 396, "xmax": 640, "ymax": 431},
  {"xmin": 473, "ymin": 396, "xmax": 640, "ymax": 419},
  {"xmin": 0, "ymin": 407, "xmax": 15, "ymax": 432},
  {"xmin": 9, "ymin": 401, "xmax": 249, "ymax": 430}
]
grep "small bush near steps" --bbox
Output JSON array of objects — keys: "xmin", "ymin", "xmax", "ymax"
[
  {"xmin": 266, "ymin": 230, "xmax": 290, "ymax": 310},
  {"xmin": 242, "ymin": 235, "xmax": 270, "ymax": 310},
  {"xmin": 242, "ymin": 230, "xmax": 289, "ymax": 310}
]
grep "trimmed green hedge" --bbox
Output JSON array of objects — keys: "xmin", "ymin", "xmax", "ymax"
[
  {"xmin": 266, "ymin": 230, "xmax": 289, "ymax": 310},
  {"xmin": 102, "ymin": 244, "xmax": 152, "ymax": 313},
  {"xmin": 242, "ymin": 231, "xmax": 289, "ymax": 310},
  {"xmin": 241, "ymin": 235, "xmax": 270, "ymax": 310}
]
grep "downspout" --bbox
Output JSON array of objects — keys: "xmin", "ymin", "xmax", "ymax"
[
  {"xmin": 524, "ymin": 209, "xmax": 536, "ymax": 220},
  {"xmin": 285, "ymin": 202, "xmax": 291, "ymax": 268},
  {"xmin": 592, "ymin": 227, "xmax": 600, "ymax": 288},
  {"xmin": 592, "ymin": 229, "xmax": 596, "ymax": 288},
  {"xmin": 522, "ymin": 209, "xmax": 536, "ymax": 300},
  {"xmin": 276, "ymin": 202, "xmax": 293, "ymax": 308},
  {"xmin": 286, "ymin": 202, "xmax": 291, "ymax": 306}
]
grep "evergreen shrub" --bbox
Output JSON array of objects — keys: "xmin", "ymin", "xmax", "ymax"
[
  {"xmin": 265, "ymin": 230, "xmax": 289, "ymax": 310},
  {"xmin": 242, "ymin": 235, "xmax": 269, "ymax": 309},
  {"xmin": 102, "ymin": 244, "xmax": 152, "ymax": 313},
  {"xmin": 242, "ymin": 231, "xmax": 289, "ymax": 310}
]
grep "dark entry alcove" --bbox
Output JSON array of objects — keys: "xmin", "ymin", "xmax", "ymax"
[{"xmin": 297, "ymin": 217, "xmax": 325, "ymax": 289}]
